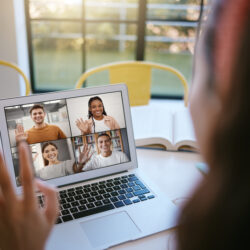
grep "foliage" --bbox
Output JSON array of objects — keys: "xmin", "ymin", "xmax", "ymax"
[{"xmin": 28, "ymin": 0, "xmax": 204, "ymax": 93}]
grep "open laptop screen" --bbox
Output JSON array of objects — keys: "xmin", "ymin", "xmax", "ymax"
[{"xmin": 4, "ymin": 91, "xmax": 131, "ymax": 187}]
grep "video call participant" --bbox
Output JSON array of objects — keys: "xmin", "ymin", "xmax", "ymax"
[
  {"xmin": 79, "ymin": 133, "xmax": 128, "ymax": 171},
  {"xmin": 35, "ymin": 142, "xmax": 91, "ymax": 180},
  {"xmin": 15, "ymin": 104, "xmax": 66, "ymax": 144},
  {"xmin": 75, "ymin": 96, "xmax": 120, "ymax": 135}
]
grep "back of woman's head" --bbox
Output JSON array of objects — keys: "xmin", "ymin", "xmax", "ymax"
[
  {"xmin": 203, "ymin": 0, "xmax": 250, "ymax": 169},
  {"xmin": 177, "ymin": 1, "xmax": 250, "ymax": 250}
]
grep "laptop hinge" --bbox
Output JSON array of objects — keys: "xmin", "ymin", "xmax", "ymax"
[{"xmin": 57, "ymin": 170, "xmax": 129, "ymax": 189}]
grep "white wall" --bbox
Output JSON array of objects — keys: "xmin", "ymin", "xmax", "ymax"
[
  {"xmin": 0, "ymin": 0, "xmax": 29, "ymax": 99},
  {"xmin": 13, "ymin": 0, "xmax": 30, "ymax": 96}
]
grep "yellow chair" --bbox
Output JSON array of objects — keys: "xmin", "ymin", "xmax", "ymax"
[
  {"xmin": 75, "ymin": 61, "xmax": 189, "ymax": 106},
  {"xmin": 0, "ymin": 59, "xmax": 31, "ymax": 96}
]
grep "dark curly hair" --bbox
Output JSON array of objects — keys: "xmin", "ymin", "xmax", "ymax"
[{"xmin": 88, "ymin": 96, "xmax": 107, "ymax": 133}]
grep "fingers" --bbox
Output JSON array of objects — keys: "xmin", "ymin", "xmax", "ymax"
[
  {"xmin": 18, "ymin": 141, "xmax": 36, "ymax": 208},
  {"xmin": 78, "ymin": 145, "xmax": 82, "ymax": 158},
  {"xmin": 15, "ymin": 126, "xmax": 28, "ymax": 142},
  {"xmin": 16, "ymin": 123, "xmax": 24, "ymax": 132},
  {"xmin": 75, "ymin": 118, "xmax": 87, "ymax": 126},
  {"xmin": 84, "ymin": 145, "xmax": 92, "ymax": 161},
  {"xmin": 75, "ymin": 119, "xmax": 80, "ymax": 126},
  {"xmin": 86, "ymin": 145, "xmax": 94, "ymax": 161},
  {"xmin": 76, "ymin": 118, "xmax": 84, "ymax": 124},
  {"xmin": 35, "ymin": 179, "xmax": 59, "ymax": 225},
  {"xmin": 80, "ymin": 144, "xmax": 86, "ymax": 155},
  {"xmin": 83, "ymin": 120, "xmax": 88, "ymax": 128},
  {"xmin": 76, "ymin": 119, "xmax": 84, "ymax": 131},
  {"xmin": 83, "ymin": 143, "xmax": 88, "ymax": 153},
  {"xmin": 15, "ymin": 128, "xmax": 20, "ymax": 137},
  {"xmin": 83, "ymin": 144, "xmax": 90, "ymax": 157},
  {"xmin": 78, "ymin": 144, "xmax": 90, "ymax": 163},
  {"xmin": 86, "ymin": 145, "xmax": 91, "ymax": 156},
  {"xmin": 78, "ymin": 145, "xmax": 85, "ymax": 163},
  {"xmin": 87, "ymin": 150, "xmax": 94, "ymax": 161},
  {"xmin": 15, "ymin": 124, "xmax": 24, "ymax": 136},
  {"xmin": 0, "ymin": 152, "xmax": 16, "ymax": 204}
]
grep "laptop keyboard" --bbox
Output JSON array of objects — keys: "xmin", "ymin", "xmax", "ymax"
[{"xmin": 38, "ymin": 174, "xmax": 155, "ymax": 224}]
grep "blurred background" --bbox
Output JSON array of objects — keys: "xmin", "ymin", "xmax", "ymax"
[{"xmin": 0, "ymin": 0, "xmax": 209, "ymax": 99}]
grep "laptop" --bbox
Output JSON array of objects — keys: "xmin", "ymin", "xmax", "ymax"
[{"xmin": 0, "ymin": 84, "xmax": 178, "ymax": 250}]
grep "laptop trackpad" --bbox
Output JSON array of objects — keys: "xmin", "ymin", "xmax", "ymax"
[{"xmin": 80, "ymin": 211, "xmax": 140, "ymax": 248}]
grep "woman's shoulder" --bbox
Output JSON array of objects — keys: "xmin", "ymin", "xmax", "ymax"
[
  {"xmin": 60, "ymin": 159, "xmax": 75, "ymax": 167},
  {"xmin": 103, "ymin": 115, "xmax": 115, "ymax": 121}
]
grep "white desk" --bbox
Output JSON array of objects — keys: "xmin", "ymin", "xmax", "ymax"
[
  {"xmin": 111, "ymin": 148, "xmax": 203, "ymax": 250},
  {"xmin": 0, "ymin": 100, "xmax": 203, "ymax": 249}
]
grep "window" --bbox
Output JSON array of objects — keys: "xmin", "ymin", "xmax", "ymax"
[{"xmin": 25, "ymin": 0, "xmax": 208, "ymax": 97}]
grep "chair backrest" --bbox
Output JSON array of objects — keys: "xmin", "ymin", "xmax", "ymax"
[
  {"xmin": 0, "ymin": 60, "xmax": 31, "ymax": 96},
  {"xmin": 75, "ymin": 61, "xmax": 189, "ymax": 106}
]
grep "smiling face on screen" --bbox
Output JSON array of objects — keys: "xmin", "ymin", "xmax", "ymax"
[
  {"xmin": 97, "ymin": 134, "xmax": 112, "ymax": 157},
  {"xmin": 42, "ymin": 144, "xmax": 59, "ymax": 165},
  {"xmin": 30, "ymin": 108, "xmax": 46, "ymax": 125},
  {"xmin": 89, "ymin": 99, "xmax": 104, "ymax": 120}
]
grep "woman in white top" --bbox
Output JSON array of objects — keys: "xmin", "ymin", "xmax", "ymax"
[
  {"xmin": 36, "ymin": 142, "xmax": 91, "ymax": 180},
  {"xmin": 75, "ymin": 96, "xmax": 120, "ymax": 135}
]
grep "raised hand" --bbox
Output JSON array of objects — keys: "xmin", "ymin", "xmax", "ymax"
[
  {"xmin": 75, "ymin": 118, "xmax": 90, "ymax": 135},
  {"xmin": 0, "ymin": 141, "xmax": 59, "ymax": 250},
  {"xmin": 15, "ymin": 123, "xmax": 28, "ymax": 142},
  {"xmin": 76, "ymin": 144, "xmax": 93, "ymax": 172}
]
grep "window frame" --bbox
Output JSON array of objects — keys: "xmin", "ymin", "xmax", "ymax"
[{"xmin": 25, "ymin": 0, "xmax": 204, "ymax": 99}]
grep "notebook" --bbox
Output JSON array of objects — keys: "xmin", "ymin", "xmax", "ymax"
[{"xmin": 0, "ymin": 84, "xmax": 178, "ymax": 250}]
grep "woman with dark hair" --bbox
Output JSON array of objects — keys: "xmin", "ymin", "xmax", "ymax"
[
  {"xmin": 177, "ymin": 0, "xmax": 250, "ymax": 249},
  {"xmin": 35, "ymin": 142, "xmax": 92, "ymax": 180},
  {"xmin": 75, "ymin": 96, "xmax": 120, "ymax": 135}
]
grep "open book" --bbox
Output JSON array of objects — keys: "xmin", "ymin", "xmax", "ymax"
[{"xmin": 131, "ymin": 105, "xmax": 198, "ymax": 152}]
